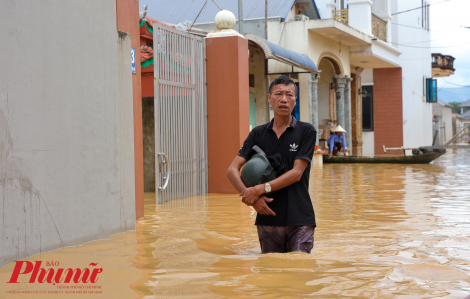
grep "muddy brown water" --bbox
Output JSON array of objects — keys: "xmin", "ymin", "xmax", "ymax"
[{"xmin": 1, "ymin": 149, "xmax": 470, "ymax": 298}]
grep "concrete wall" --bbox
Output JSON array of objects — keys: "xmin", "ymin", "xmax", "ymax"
[
  {"xmin": 317, "ymin": 59, "xmax": 337, "ymax": 121},
  {"xmin": 196, "ymin": 18, "xmax": 282, "ymax": 38},
  {"xmin": 432, "ymin": 104, "xmax": 453, "ymax": 145},
  {"xmin": 267, "ymin": 20, "xmax": 351, "ymax": 127},
  {"xmin": 116, "ymin": 0, "xmax": 144, "ymax": 219},
  {"xmin": 267, "ymin": 20, "xmax": 351, "ymax": 76},
  {"xmin": 363, "ymin": 132, "xmax": 375, "ymax": 156},
  {"xmin": 318, "ymin": 83, "xmax": 330, "ymax": 121},
  {"xmin": 248, "ymin": 45, "xmax": 269, "ymax": 126},
  {"xmin": 393, "ymin": 0, "xmax": 433, "ymax": 148},
  {"xmin": 308, "ymin": 31, "xmax": 350, "ymax": 77},
  {"xmin": 361, "ymin": 69, "xmax": 374, "ymax": 85},
  {"xmin": 441, "ymin": 106, "xmax": 453, "ymax": 144},
  {"xmin": 0, "ymin": 0, "xmax": 135, "ymax": 266}
]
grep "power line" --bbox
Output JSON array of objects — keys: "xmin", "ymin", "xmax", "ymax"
[
  {"xmin": 211, "ymin": 0, "xmax": 222, "ymax": 11},
  {"xmin": 188, "ymin": 0, "xmax": 209, "ymax": 32},
  {"xmin": 391, "ymin": 0, "xmax": 450, "ymax": 16},
  {"xmin": 439, "ymin": 89, "xmax": 470, "ymax": 95},
  {"xmin": 391, "ymin": 22, "xmax": 441, "ymax": 32},
  {"xmin": 391, "ymin": 40, "xmax": 470, "ymax": 48},
  {"xmin": 441, "ymin": 79, "xmax": 470, "ymax": 87},
  {"xmin": 392, "ymin": 22, "xmax": 470, "ymax": 33},
  {"xmin": 438, "ymin": 81, "xmax": 448, "ymax": 93},
  {"xmin": 401, "ymin": 38, "xmax": 439, "ymax": 44}
]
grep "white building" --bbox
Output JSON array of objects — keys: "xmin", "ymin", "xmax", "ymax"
[{"xmin": 432, "ymin": 99, "xmax": 453, "ymax": 145}]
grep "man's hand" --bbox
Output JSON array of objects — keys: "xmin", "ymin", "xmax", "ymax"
[
  {"xmin": 252, "ymin": 196, "xmax": 275, "ymax": 216},
  {"xmin": 240, "ymin": 185, "xmax": 264, "ymax": 206}
]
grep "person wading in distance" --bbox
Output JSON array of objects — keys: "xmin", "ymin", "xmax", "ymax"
[{"xmin": 226, "ymin": 75, "xmax": 317, "ymax": 253}]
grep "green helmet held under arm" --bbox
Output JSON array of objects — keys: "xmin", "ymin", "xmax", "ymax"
[
  {"xmin": 240, "ymin": 145, "xmax": 285, "ymax": 196},
  {"xmin": 240, "ymin": 152, "xmax": 279, "ymax": 197}
]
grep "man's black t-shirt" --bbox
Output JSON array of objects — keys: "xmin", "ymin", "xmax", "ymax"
[{"xmin": 238, "ymin": 117, "xmax": 317, "ymax": 227}]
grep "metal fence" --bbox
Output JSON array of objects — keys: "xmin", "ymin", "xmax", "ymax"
[{"xmin": 154, "ymin": 23, "xmax": 208, "ymax": 204}]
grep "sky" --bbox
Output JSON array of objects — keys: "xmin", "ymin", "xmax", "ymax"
[{"xmin": 430, "ymin": 0, "xmax": 470, "ymax": 89}]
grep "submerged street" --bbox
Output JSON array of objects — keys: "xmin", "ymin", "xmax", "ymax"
[{"xmin": 2, "ymin": 149, "xmax": 470, "ymax": 298}]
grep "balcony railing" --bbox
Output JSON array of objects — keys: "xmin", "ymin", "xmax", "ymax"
[
  {"xmin": 332, "ymin": 9, "xmax": 348, "ymax": 25},
  {"xmin": 432, "ymin": 54, "xmax": 455, "ymax": 69},
  {"xmin": 432, "ymin": 62, "xmax": 454, "ymax": 69},
  {"xmin": 333, "ymin": 10, "xmax": 388, "ymax": 42},
  {"xmin": 372, "ymin": 13, "xmax": 387, "ymax": 42}
]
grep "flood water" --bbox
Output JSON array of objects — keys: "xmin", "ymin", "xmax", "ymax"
[{"xmin": 1, "ymin": 149, "xmax": 470, "ymax": 298}]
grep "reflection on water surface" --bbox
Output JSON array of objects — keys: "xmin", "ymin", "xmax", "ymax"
[{"xmin": 1, "ymin": 149, "xmax": 469, "ymax": 298}]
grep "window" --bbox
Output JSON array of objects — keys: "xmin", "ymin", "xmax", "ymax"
[
  {"xmin": 426, "ymin": 78, "xmax": 437, "ymax": 103},
  {"xmin": 362, "ymin": 86, "xmax": 373, "ymax": 131}
]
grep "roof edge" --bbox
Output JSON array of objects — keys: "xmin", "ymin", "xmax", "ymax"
[
  {"xmin": 245, "ymin": 33, "xmax": 319, "ymax": 73},
  {"xmin": 283, "ymin": 0, "xmax": 297, "ymax": 20}
]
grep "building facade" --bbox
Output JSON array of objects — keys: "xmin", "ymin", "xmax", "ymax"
[
  {"xmin": 0, "ymin": 0, "xmax": 140, "ymax": 267},
  {"xmin": 140, "ymin": 0, "xmax": 435, "ymax": 156}
]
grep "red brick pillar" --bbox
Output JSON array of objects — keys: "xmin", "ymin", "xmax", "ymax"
[
  {"xmin": 373, "ymin": 68, "xmax": 403, "ymax": 155},
  {"xmin": 206, "ymin": 36, "xmax": 249, "ymax": 193}
]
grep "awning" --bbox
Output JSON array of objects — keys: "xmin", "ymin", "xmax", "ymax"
[{"xmin": 245, "ymin": 33, "xmax": 319, "ymax": 73}]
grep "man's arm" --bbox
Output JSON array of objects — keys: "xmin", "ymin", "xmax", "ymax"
[
  {"xmin": 226, "ymin": 156, "xmax": 248, "ymax": 193},
  {"xmin": 227, "ymin": 156, "xmax": 276, "ymax": 216},
  {"xmin": 240, "ymin": 159, "xmax": 309, "ymax": 206},
  {"xmin": 342, "ymin": 134, "xmax": 346, "ymax": 153}
]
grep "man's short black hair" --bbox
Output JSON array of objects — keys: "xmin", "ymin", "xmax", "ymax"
[{"xmin": 268, "ymin": 75, "xmax": 297, "ymax": 95}]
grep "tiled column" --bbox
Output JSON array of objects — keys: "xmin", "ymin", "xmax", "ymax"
[
  {"xmin": 373, "ymin": 68, "xmax": 403, "ymax": 155},
  {"xmin": 206, "ymin": 36, "xmax": 249, "ymax": 193},
  {"xmin": 344, "ymin": 78, "xmax": 353, "ymax": 151},
  {"xmin": 334, "ymin": 76, "xmax": 347, "ymax": 129},
  {"xmin": 308, "ymin": 73, "xmax": 320, "ymax": 145},
  {"xmin": 351, "ymin": 69, "xmax": 364, "ymax": 156}
]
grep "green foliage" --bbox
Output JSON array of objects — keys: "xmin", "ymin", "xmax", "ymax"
[{"xmin": 449, "ymin": 101, "xmax": 462, "ymax": 112}]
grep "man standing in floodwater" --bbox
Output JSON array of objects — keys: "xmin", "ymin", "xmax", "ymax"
[{"xmin": 226, "ymin": 75, "xmax": 317, "ymax": 253}]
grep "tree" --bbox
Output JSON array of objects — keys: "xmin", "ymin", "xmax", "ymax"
[{"xmin": 449, "ymin": 101, "xmax": 462, "ymax": 112}]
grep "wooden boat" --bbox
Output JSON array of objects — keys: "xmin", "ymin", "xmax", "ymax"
[{"xmin": 323, "ymin": 147, "xmax": 446, "ymax": 164}]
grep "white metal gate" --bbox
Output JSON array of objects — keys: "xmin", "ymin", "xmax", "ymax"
[{"xmin": 154, "ymin": 23, "xmax": 207, "ymax": 204}]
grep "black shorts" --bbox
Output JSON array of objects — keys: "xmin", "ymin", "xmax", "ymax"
[{"xmin": 257, "ymin": 225, "xmax": 315, "ymax": 253}]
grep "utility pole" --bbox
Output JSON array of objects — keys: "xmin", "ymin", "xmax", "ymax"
[
  {"xmin": 265, "ymin": 0, "xmax": 268, "ymax": 39},
  {"xmin": 238, "ymin": 0, "xmax": 243, "ymax": 34}
]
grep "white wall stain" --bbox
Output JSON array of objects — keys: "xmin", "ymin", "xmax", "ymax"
[{"xmin": 0, "ymin": 0, "xmax": 135, "ymax": 267}]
